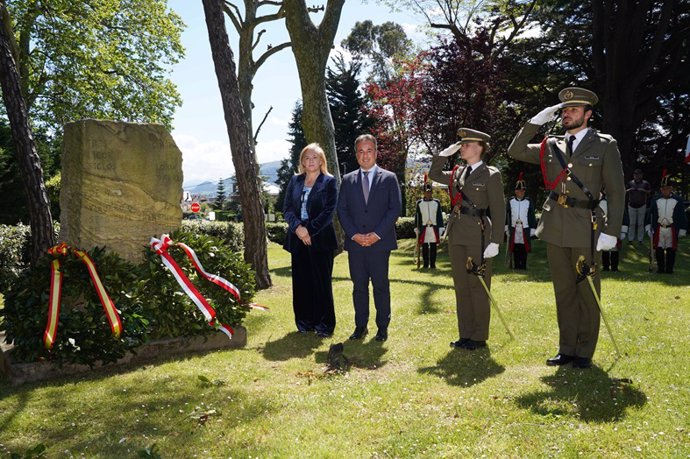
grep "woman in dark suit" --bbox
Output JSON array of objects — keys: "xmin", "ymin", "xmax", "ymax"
[{"xmin": 283, "ymin": 143, "xmax": 338, "ymax": 337}]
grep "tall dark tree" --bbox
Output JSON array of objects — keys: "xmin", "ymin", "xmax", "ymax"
[
  {"xmin": 283, "ymin": 0, "xmax": 346, "ymax": 182},
  {"xmin": 202, "ymin": 0, "xmax": 271, "ymax": 289},
  {"xmin": 0, "ymin": 2, "xmax": 54, "ymax": 264},
  {"xmin": 326, "ymin": 54, "xmax": 374, "ymax": 176},
  {"xmin": 214, "ymin": 177, "xmax": 227, "ymax": 210},
  {"xmin": 276, "ymin": 101, "xmax": 306, "ymax": 209}
]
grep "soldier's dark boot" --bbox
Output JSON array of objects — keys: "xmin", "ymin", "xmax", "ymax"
[
  {"xmin": 429, "ymin": 243, "xmax": 437, "ymax": 269},
  {"xmin": 611, "ymin": 251, "xmax": 619, "ymax": 271},
  {"xmin": 656, "ymin": 248, "xmax": 666, "ymax": 273},
  {"xmin": 602, "ymin": 251, "xmax": 611, "ymax": 271},
  {"xmin": 666, "ymin": 250, "xmax": 676, "ymax": 274}
]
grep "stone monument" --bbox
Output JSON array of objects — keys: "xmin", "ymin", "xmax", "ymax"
[{"xmin": 60, "ymin": 120, "xmax": 183, "ymax": 263}]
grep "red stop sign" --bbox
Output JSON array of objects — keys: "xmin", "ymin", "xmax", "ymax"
[{"xmin": 191, "ymin": 202, "xmax": 201, "ymax": 213}]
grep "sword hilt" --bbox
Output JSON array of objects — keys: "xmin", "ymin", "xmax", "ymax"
[
  {"xmin": 466, "ymin": 257, "xmax": 486, "ymax": 277},
  {"xmin": 576, "ymin": 255, "xmax": 597, "ymax": 284}
]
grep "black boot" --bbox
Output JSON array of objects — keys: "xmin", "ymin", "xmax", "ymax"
[
  {"xmin": 611, "ymin": 251, "xmax": 619, "ymax": 272},
  {"xmin": 666, "ymin": 249, "xmax": 676, "ymax": 274},
  {"xmin": 602, "ymin": 251, "xmax": 611, "ymax": 271},
  {"xmin": 656, "ymin": 248, "xmax": 666, "ymax": 273}
]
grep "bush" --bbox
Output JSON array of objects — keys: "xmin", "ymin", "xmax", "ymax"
[
  {"xmin": 1, "ymin": 247, "xmax": 148, "ymax": 366},
  {"xmin": 396, "ymin": 217, "xmax": 416, "ymax": 239},
  {"xmin": 0, "ymin": 223, "xmax": 31, "ymax": 295},
  {"xmin": 181, "ymin": 220, "xmax": 243, "ymax": 252},
  {"xmin": 137, "ymin": 228, "xmax": 256, "ymax": 340},
  {"xmin": 266, "ymin": 222, "xmax": 288, "ymax": 245}
]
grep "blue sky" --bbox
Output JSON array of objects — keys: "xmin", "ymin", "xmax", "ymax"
[{"xmin": 166, "ymin": 1, "xmax": 428, "ymax": 186}]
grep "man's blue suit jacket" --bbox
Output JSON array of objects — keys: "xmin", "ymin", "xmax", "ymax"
[{"xmin": 337, "ymin": 166, "xmax": 402, "ymax": 252}]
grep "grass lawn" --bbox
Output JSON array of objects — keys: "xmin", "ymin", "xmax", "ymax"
[{"xmin": 1, "ymin": 238, "xmax": 688, "ymax": 458}]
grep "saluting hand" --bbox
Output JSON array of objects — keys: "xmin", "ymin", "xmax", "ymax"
[{"xmin": 530, "ymin": 104, "xmax": 561, "ymax": 126}]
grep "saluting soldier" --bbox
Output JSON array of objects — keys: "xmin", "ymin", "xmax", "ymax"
[
  {"xmin": 505, "ymin": 173, "xmax": 537, "ymax": 269},
  {"xmin": 645, "ymin": 172, "xmax": 688, "ymax": 274},
  {"xmin": 429, "ymin": 128, "xmax": 505, "ymax": 351},
  {"xmin": 415, "ymin": 182, "xmax": 444, "ymax": 269},
  {"xmin": 507, "ymin": 87, "xmax": 625, "ymax": 369}
]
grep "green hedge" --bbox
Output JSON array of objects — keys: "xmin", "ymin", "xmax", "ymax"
[
  {"xmin": 181, "ymin": 220, "xmax": 244, "ymax": 252},
  {"xmin": 0, "ymin": 223, "xmax": 31, "ymax": 294}
]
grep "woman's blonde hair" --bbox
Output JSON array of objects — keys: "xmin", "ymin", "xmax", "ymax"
[{"xmin": 298, "ymin": 143, "xmax": 330, "ymax": 175}]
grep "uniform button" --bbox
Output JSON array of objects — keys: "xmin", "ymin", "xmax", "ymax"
[
  {"xmin": 566, "ymin": 177, "xmax": 572, "ymax": 181},
  {"xmin": 567, "ymin": 163, "xmax": 573, "ymax": 168},
  {"xmin": 589, "ymin": 163, "xmax": 593, "ymax": 167}
]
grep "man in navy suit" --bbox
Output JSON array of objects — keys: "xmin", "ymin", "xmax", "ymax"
[{"xmin": 337, "ymin": 134, "xmax": 402, "ymax": 342}]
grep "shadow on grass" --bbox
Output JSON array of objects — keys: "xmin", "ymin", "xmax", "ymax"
[
  {"xmin": 418, "ymin": 348, "xmax": 505, "ymax": 387},
  {"xmin": 261, "ymin": 331, "xmax": 325, "ymax": 361},
  {"xmin": 313, "ymin": 339, "xmax": 388, "ymax": 371},
  {"xmin": 331, "ymin": 275, "xmax": 452, "ymax": 316},
  {"xmin": 514, "ymin": 365, "xmax": 647, "ymax": 423}
]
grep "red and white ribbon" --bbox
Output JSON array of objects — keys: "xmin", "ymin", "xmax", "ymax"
[
  {"xmin": 44, "ymin": 243, "xmax": 122, "ymax": 350},
  {"xmin": 150, "ymin": 234, "xmax": 247, "ymax": 339}
]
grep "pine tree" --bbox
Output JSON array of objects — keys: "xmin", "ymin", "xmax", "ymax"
[
  {"xmin": 214, "ymin": 177, "xmax": 226, "ymax": 210},
  {"xmin": 276, "ymin": 102, "xmax": 306, "ymax": 210},
  {"xmin": 327, "ymin": 54, "xmax": 374, "ymax": 176}
]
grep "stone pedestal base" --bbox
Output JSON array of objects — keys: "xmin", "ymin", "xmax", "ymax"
[{"xmin": 0, "ymin": 327, "xmax": 246, "ymax": 385}]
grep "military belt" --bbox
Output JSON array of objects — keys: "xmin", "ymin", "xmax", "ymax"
[
  {"xmin": 459, "ymin": 207, "xmax": 488, "ymax": 217},
  {"xmin": 549, "ymin": 192, "xmax": 599, "ymax": 210}
]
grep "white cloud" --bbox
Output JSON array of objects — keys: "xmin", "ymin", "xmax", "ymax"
[
  {"xmin": 173, "ymin": 133, "xmax": 234, "ymax": 186},
  {"xmin": 256, "ymin": 138, "xmax": 291, "ymax": 164}
]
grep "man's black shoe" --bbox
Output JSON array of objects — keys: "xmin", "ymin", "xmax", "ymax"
[
  {"xmin": 572, "ymin": 357, "xmax": 592, "ymax": 368},
  {"xmin": 546, "ymin": 353, "xmax": 575, "ymax": 366},
  {"xmin": 471, "ymin": 340, "xmax": 487, "ymax": 348},
  {"xmin": 348, "ymin": 326, "xmax": 368, "ymax": 340},
  {"xmin": 450, "ymin": 338, "xmax": 472, "ymax": 349},
  {"xmin": 374, "ymin": 329, "xmax": 388, "ymax": 341}
]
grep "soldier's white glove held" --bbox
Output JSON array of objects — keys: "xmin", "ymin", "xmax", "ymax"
[
  {"xmin": 438, "ymin": 142, "xmax": 462, "ymax": 157},
  {"xmin": 596, "ymin": 233, "xmax": 618, "ymax": 252},
  {"xmin": 530, "ymin": 104, "xmax": 561, "ymax": 126},
  {"xmin": 645, "ymin": 224, "xmax": 652, "ymax": 237},
  {"xmin": 483, "ymin": 242, "xmax": 499, "ymax": 259},
  {"xmin": 680, "ymin": 229, "xmax": 687, "ymax": 238}
]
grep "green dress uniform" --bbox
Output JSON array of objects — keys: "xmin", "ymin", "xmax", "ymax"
[
  {"xmin": 507, "ymin": 102, "xmax": 625, "ymax": 360},
  {"xmin": 429, "ymin": 132, "xmax": 505, "ymax": 345}
]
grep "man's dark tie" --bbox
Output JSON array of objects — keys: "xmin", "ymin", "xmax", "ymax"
[
  {"xmin": 362, "ymin": 171, "xmax": 370, "ymax": 203},
  {"xmin": 463, "ymin": 165, "xmax": 472, "ymax": 181},
  {"xmin": 566, "ymin": 135, "xmax": 575, "ymax": 158}
]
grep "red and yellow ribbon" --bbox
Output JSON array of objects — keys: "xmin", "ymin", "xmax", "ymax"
[{"xmin": 44, "ymin": 243, "xmax": 122, "ymax": 350}]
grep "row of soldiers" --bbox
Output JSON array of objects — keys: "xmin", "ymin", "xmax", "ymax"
[{"xmin": 415, "ymin": 170, "xmax": 688, "ymax": 274}]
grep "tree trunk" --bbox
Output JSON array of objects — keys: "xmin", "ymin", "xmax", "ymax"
[
  {"xmin": 0, "ymin": 3, "xmax": 54, "ymax": 265},
  {"xmin": 283, "ymin": 0, "xmax": 345, "ymax": 184},
  {"xmin": 202, "ymin": 0, "xmax": 271, "ymax": 289}
]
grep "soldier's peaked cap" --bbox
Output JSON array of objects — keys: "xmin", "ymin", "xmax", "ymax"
[
  {"xmin": 457, "ymin": 128, "xmax": 491, "ymax": 144},
  {"xmin": 558, "ymin": 87, "xmax": 598, "ymax": 108}
]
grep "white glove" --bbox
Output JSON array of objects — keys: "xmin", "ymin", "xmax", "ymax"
[
  {"xmin": 504, "ymin": 225, "xmax": 509, "ymax": 235},
  {"xmin": 645, "ymin": 224, "xmax": 652, "ymax": 237},
  {"xmin": 438, "ymin": 142, "xmax": 462, "ymax": 157},
  {"xmin": 483, "ymin": 242, "xmax": 499, "ymax": 259},
  {"xmin": 620, "ymin": 232, "xmax": 627, "ymax": 240},
  {"xmin": 596, "ymin": 233, "xmax": 618, "ymax": 252},
  {"xmin": 414, "ymin": 228, "xmax": 419, "ymax": 236},
  {"xmin": 680, "ymin": 229, "xmax": 687, "ymax": 238},
  {"xmin": 439, "ymin": 227, "xmax": 445, "ymax": 237},
  {"xmin": 530, "ymin": 104, "xmax": 561, "ymax": 125},
  {"xmin": 530, "ymin": 228, "xmax": 536, "ymax": 237}
]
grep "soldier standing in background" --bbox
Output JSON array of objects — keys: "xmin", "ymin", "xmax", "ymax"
[
  {"xmin": 415, "ymin": 182, "xmax": 444, "ymax": 269},
  {"xmin": 626, "ymin": 169, "xmax": 651, "ymax": 246},
  {"xmin": 645, "ymin": 172, "xmax": 688, "ymax": 274},
  {"xmin": 505, "ymin": 173, "xmax": 537, "ymax": 270}
]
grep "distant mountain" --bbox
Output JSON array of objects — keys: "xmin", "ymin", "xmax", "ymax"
[{"xmin": 185, "ymin": 160, "xmax": 283, "ymax": 197}]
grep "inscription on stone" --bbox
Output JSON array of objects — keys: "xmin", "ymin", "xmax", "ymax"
[{"xmin": 60, "ymin": 120, "xmax": 183, "ymax": 263}]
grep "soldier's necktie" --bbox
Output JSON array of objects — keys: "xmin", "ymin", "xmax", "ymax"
[
  {"xmin": 566, "ymin": 135, "xmax": 575, "ymax": 158},
  {"xmin": 362, "ymin": 171, "xmax": 370, "ymax": 203}
]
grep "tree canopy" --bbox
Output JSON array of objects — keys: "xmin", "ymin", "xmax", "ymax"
[{"xmin": 1, "ymin": 0, "xmax": 185, "ymax": 131}]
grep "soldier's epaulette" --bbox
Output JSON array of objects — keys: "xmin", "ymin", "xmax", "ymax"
[{"xmin": 595, "ymin": 132, "xmax": 615, "ymax": 142}]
